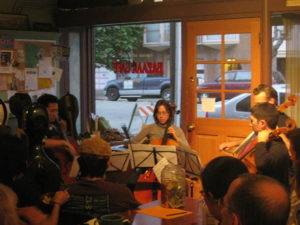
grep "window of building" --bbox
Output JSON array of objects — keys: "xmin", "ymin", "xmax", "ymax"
[{"xmin": 94, "ymin": 22, "xmax": 181, "ymax": 137}]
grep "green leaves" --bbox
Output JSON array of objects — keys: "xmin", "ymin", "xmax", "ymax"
[{"xmin": 94, "ymin": 25, "xmax": 145, "ymax": 70}]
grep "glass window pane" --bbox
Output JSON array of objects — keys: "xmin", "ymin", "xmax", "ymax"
[
  {"xmin": 197, "ymin": 93, "xmax": 221, "ymax": 118},
  {"xmin": 94, "ymin": 22, "xmax": 179, "ymax": 136},
  {"xmin": 271, "ymin": 16, "xmax": 286, "ymax": 85},
  {"xmin": 224, "ymin": 63, "xmax": 251, "ymax": 91},
  {"xmin": 224, "ymin": 93, "xmax": 250, "ymax": 120},
  {"xmin": 146, "ymin": 24, "xmax": 160, "ymax": 42},
  {"xmin": 196, "ymin": 35, "xmax": 221, "ymax": 61},
  {"xmin": 225, "ymin": 33, "xmax": 251, "ymax": 61}
]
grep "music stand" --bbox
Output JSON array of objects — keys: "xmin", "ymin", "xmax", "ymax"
[
  {"xmin": 107, "ymin": 150, "xmax": 130, "ymax": 172},
  {"xmin": 129, "ymin": 144, "xmax": 177, "ymax": 201},
  {"xmin": 176, "ymin": 148, "xmax": 202, "ymax": 177},
  {"xmin": 129, "ymin": 144, "xmax": 177, "ymax": 169}
]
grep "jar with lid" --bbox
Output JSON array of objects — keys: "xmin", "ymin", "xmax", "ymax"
[{"xmin": 161, "ymin": 164, "xmax": 186, "ymax": 208}]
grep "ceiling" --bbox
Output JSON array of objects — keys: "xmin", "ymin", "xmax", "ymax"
[{"xmin": 0, "ymin": 0, "xmax": 57, "ymax": 14}]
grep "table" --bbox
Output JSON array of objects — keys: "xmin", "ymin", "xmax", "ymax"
[{"xmin": 119, "ymin": 198, "xmax": 206, "ymax": 225}]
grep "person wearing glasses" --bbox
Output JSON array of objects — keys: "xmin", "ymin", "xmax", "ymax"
[{"xmin": 131, "ymin": 99, "xmax": 191, "ymax": 150}]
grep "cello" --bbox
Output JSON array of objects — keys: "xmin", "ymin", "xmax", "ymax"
[
  {"xmin": 149, "ymin": 103, "xmax": 180, "ymax": 146},
  {"xmin": 134, "ymin": 103, "xmax": 180, "ymax": 203}
]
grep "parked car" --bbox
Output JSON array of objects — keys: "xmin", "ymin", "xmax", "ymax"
[
  {"xmin": 198, "ymin": 70, "xmax": 285, "ymax": 101},
  {"xmin": 199, "ymin": 84, "xmax": 286, "ymax": 119},
  {"xmin": 104, "ymin": 73, "xmax": 170, "ymax": 101}
]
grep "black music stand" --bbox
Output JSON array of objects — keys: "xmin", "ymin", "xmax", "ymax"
[
  {"xmin": 129, "ymin": 144, "xmax": 177, "ymax": 169},
  {"xmin": 176, "ymin": 148, "xmax": 203, "ymax": 177},
  {"xmin": 129, "ymin": 144, "xmax": 178, "ymax": 200},
  {"xmin": 107, "ymin": 150, "xmax": 130, "ymax": 172}
]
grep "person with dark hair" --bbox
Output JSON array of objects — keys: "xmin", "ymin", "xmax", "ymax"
[
  {"xmin": 286, "ymin": 128, "xmax": 300, "ymax": 225},
  {"xmin": 200, "ymin": 156, "xmax": 248, "ymax": 223},
  {"xmin": 37, "ymin": 94, "xmax": 77, "ymax": 184},
  {"xmin": 220, "ymin": 83, "xmax": 290, "ymax": 151},
  {"xmin": 0, "ymin": 133, "xmax": 70, "ymax": 225},
  {"xmin": 132, "ymin": 99, "xmax": 190, "ymax": 150},
  {"xmin": 63, "ymin": 136, "xmax": 140, "ymax": 213},
  {"xmin": 250, "ymin": 102, "xmax": 290, "ymax": 188},
  {"xmin": 221, "ymin": 173, "xmax": 290, "ymax": 225},
  {"xmin": 37, "ymin": 94, "xmax": 76, "ymax": 156}
]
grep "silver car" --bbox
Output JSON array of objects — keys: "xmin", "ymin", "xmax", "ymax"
[{"xmin": 198, "ymin": 84, "xmax": 287, "ymax": 119}]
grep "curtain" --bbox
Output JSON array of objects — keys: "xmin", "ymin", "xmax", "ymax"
[{"xmin": 283, "ymin": 15, "xmax": 300, "ymax": 126}]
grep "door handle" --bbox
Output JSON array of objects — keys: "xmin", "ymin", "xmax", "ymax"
[
  {"xmin": 189, "ymin": 76, "xmax": 195, "ymax": 82},
  {"xmin": 187, "ymin": 124, "xmax": 196, "ymax": 132}
]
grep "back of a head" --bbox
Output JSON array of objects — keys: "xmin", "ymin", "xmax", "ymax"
[
  {"xmin": 287, "ymin": 128, "xmax": 300, "ymax": 160},
  {"xmin": 37, "ymin": 94, "xmax": 58, "ymax": 108},
  {"xmin": 250, "ymin": 102, "xmax": 279, "ymax": 129},
  {"xmin": 253, "ymin": 84, "xmax": 278, "ymax": 103},
  {"xmin": 78, "ymin": 137, "xmax": 112, "ymax": 178},
  {"xmin": 228, "ymin": 174, "xmax": 290, "ymax": 225},
  {"xmin": 0, "ymin": 184, "xmax": 19, "ymax": 225},
  {"xmin": 201, "ymin": 156, "xmax": 248, "ymax": 199}
]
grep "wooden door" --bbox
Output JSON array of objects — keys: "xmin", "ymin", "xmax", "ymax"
[{"xmin": 182, "ymin": 18, "xmax": 261, "ymax": 165}]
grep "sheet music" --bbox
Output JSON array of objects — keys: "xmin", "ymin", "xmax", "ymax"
[
  {"xmin": 153, "ymin": 157, "xmax": 170, "ymax": 183},
  {"xmin": 107, "ymin": 150, "xmax": 130, "ymax": 172},
  {"xmin": 129, "ymin": 144, "xmax": 177, "ymax": 168}
]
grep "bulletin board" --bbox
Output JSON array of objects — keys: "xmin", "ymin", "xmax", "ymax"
[{"xmin": 0, "ymin": 37, "xmax": 64, "ymax": 101}]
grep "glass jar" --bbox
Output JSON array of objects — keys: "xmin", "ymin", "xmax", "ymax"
[{"xmin": 161, "ymin": 164, "xmax": 186, "ymax": 208}]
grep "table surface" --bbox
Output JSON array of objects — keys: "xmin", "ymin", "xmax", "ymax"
[{"xmin": 119, "ymin": 198, "xmax": 206, "ymax": 225}]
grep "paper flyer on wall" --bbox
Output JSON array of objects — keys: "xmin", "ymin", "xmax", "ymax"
[{"xmin": 25, "ymin": 68, "xmax": 38, "ymax": 90}]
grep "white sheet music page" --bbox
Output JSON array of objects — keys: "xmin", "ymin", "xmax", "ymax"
[{"xmin": 153, "ymin": 157, "xmax": 170, "ymax": 183}]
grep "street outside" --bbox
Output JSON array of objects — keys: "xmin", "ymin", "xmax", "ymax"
[{"xmin": 95, "ymin": 95, "xmax": 157, "ymax": 136}]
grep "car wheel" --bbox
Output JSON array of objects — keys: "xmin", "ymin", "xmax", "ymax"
[
  {"xmin": 106, "ymin": 87, "xmax": 120, "ymax": 101},
  {"xmin": 127, "ymin": 98, "xmax": 138, "ymax": 102},
  {"xmin": 161, "ymin": 88, "xmax": 170, "ymax": 101}
]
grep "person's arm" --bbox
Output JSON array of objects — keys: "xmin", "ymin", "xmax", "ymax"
[
  {"xmin": 43, "ymin": 190, "xmax": 70, "ymax": 225},
  {"xmin": 18, "ymin": 190, "xmax": 70, "ymax": 225},
  {"xmin": 44, "ymin": 138, "xmax": 77, "ymax": 155},
  {"xmin": 131, "ymin": 125, "xmax": 151, "ymax": 144},
  {"xmin": 255, "ymin": 130, "xmax": 273, "ymax": 170},
  {"xmin": 219, "ymin": 140, "xmax": 243, "ymax": 151},
  {"xmin": 169, "ymin": 126, "xmax": 190, "ymax": 150}
]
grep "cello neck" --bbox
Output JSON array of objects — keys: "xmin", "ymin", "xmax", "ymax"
[{"xmin": 161, "ymin": 124, "xmax": 170, "ymax": 145}]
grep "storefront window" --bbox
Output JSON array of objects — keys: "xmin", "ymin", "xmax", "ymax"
[{"xmin": 94, "ymin": 22, "xmax": 181, "ymax": 136}]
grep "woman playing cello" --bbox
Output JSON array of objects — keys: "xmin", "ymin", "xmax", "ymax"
[{"xmin": 131, "ymin": 99, "xmax": 191, "ymax": 150}]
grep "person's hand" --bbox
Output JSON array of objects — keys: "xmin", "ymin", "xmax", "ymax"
[
  {"xmin": 16, "ymin": 128, "xmax": 26, "ymax": 138},
  {"xmin": 59, "ymin": 120, "xmax": 67, "ymax": 134},
  {"xmin": 52, "ymin": 190, "xmax": 70, "ymax": 206},
  {"xmin": 167, "ymin": 126, "xmax": 180, "ymax": 141},
  {"xmin": 257, "ymin": 130, "xmax": 271, "ymax": 143},
  {"xmin": 61, "ymin": 140, "xmax": 78, "ymax": 156},
  {"xmin": 219, "ymin": 140, "xmax": 241, "ymax": 151}
]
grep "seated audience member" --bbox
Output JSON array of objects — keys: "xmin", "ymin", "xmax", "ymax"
[
  {"xmin": 62, "ymin": 137, "xmax": 140, "ymax": 222},
  {"xmin": 0, "ymin": 183, "xmax": 20, "ymax": 225},
  {"xmin": 0, "ymin": 183, "xmax": 69, "ymax": 225},
  {"xmin": 288, "ymin": 129, "xmax": 300, "ymax": 190},
  {"xmin": 201, "ymin": 156, "xmax": 248, "ymax": 223},
  {"xmin": 286, "ymin": 128, "xmax": 300, "ymax": 225},
  {"xmin": 221, "ymin": 173, "xmax": 290, "ymax": 225}
]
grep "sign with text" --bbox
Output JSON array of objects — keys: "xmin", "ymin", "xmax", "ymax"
[{"xmin": 113, "ymin": 60, "xmax": 164, "ymax": 74}]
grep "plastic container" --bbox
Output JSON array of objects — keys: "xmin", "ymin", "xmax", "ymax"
[{"xmin": 161, "ymin": 164, "xmax": 186, "ymax": 208}]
